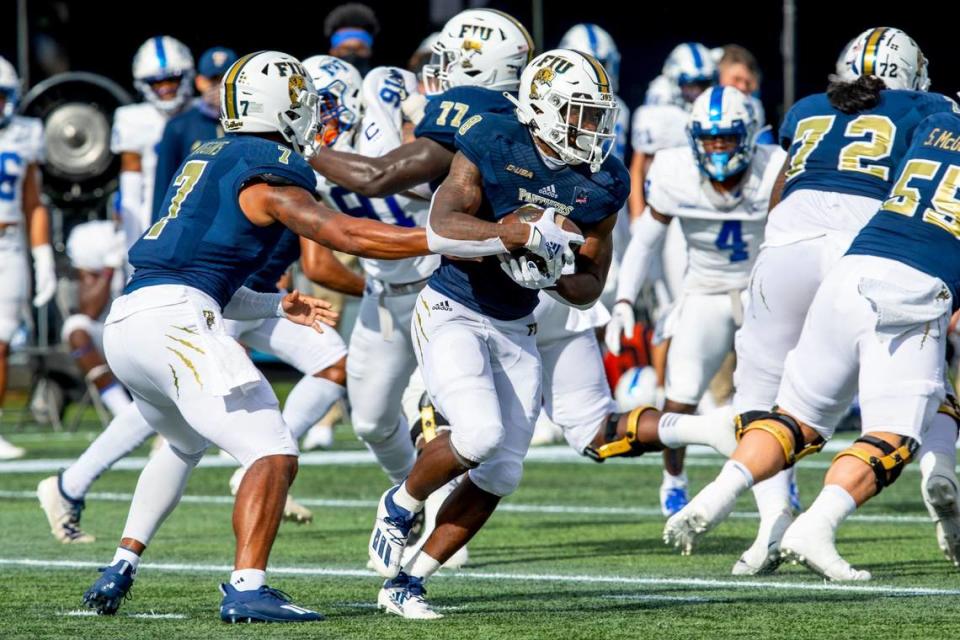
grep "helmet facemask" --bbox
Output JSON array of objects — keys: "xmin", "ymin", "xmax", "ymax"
[
  {"xmin": 689, "ymin": 121, "xmax": 753, "ymax": 182},
  {"xmin": 315, "ymin": 78, "xmax": 360, "ymax": 148},
  {"xmin": 531, "ymin": 88, "xmax": 619, "ymax": 173},
  {"xmin": 0, "ymin": 86, "xmax": 17, "ymax": 127},
  {"xmin": 278, "ymin": 88, "xmax": 320, "ymax": 156}
]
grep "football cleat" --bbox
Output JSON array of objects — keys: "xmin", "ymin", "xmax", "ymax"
[
  {"xmin": 283, "ymin": 494, "xmax": 314, "ymax": 524},
  {"xmin": 659, "ymin": 473, "xmax": 689, "ymax": 517},
  {"xmin": 219, "ymin": 583, "xmax": 324, "ymax": 623},
  {"xmin": 82, "ymin": 560, "xmax": 135, "ymax": 615},
  {"xmin": 0, "ymin": 434, "xmax": 24, "ymax": 460},
  {"xmin": 37, "ymin": 473, "xmax": 95, "ymax": 543},
  {"xmin": 663, "ymin": 488, "xmax": 735, "ymax": 555},
  {"xmin": 731, "ymin": 508, "xmax": 792, "ymax": 576},
  {"xmin": 377, "ymin": 572, "xmax": 443, "ymax": 620},
  {"xmin": 301, "ymin": 424, "xmax": 334, "ymax": 451},
  {"xmin": 922, "ymin": 474, "xmax": 960, "ymax": 568},
  {"xmin": 369, "ymin": 486, "xmax": 419, "ymax": 578},
  {"xmin": 780, "ymin": 513, "xmax": 871, "ymax": 581}
]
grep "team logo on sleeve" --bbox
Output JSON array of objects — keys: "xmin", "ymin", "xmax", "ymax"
[{"xmin": 573, "ymin": 186, "xmax": 590, "ymax": 205}]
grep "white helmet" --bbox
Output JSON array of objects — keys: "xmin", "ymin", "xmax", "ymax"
[
  {"xmin": 510, "ymin": 49, "xmax": 619, "ymax": 173},
  {"xmin": 132, "ymin": 36, "xmax": 195, "ymax": 114},
  {"xmin": 558, "ymin": 24, "xmax": 620, "ymax": 93},
  {"xmin": 303, "ymin": 55, "xmax": 363, "ymax": 148},
  {"xmin": 662, "ymin": 42, "xmax": 717, "ymax": 103},
  {"xmin": 836, "ymin": 27, "xmax": 929, "ymax": 91},
  {"xmin": 422, "ymin": 8, "xmax": 534, "ymax": 96},
  {"xmin": 220, "ymin": 51, "xmax": 320, "ymax": 156},
  {"xmin": 688, "ymin": 85, "xmax": 758, "ymax": 181},
  {"xmin": 0, "ymin": 56, "xmax": 20, "ymax": 127},
  {"xmin": 644, "ymin": 74, "xmax": 681, "ymax": 106},
  {"xmin": 614, "ymin": 366, "xmax": 659, "ymax": 413}
]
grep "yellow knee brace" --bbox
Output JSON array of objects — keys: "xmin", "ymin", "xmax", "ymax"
[
  {"xmin": 736, "ymin": 410, "xmax": 825, "ymax": 468},
  {"xmin": 939, "ymin": 394, "xmax": 960, "ymax": 430},
  {"xmin": 832, "ymin": 435, "xmax": 918, "ymax": 493},
  {"xmin": 585, "ymin": 406, "xmax": 659, "ymax": 462}
]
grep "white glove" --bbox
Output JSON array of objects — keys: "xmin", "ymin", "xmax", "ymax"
[
  {"xmin": 498, "ymin": 255, "xmax": 559, "ymax": 289},
  {"xmin": 524, "ymin": 207, "xmax": 584, "ymax": 282},
  {"xmin": 604, "ymin": 300, "xmax": 636, "ymax": 355},
  {"xmin": 31, "ymin": 244, "xmax": 57, "ymax": 307},
  {"xmin": 401, "ymin": 92, "xmax": 427, "ymax": 126}
]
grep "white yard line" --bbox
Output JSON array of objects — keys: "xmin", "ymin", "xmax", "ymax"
[
  {"xmin": 62, "ymin": 609, "xmax": 186, "ymax": 619},
  {"xmin": 4, "ymin": 558, "xmax": 959, "ymax": 598},
  {"xmin": 0, "ymin": 489, "xmax": 934, "ymax": 524}
]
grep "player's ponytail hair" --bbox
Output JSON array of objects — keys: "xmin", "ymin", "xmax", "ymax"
[{"xmin": 826, "ymin": 75, "xmax": 885, "ymax": 114}]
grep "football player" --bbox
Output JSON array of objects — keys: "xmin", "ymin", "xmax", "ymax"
[
  {"xmin": 368, "ymin": 49, "xmax": 625, "ymax": 619},
  {"xmin": 606, "ymin": 86, "xmax": 785, "ymax": 516},
  {"xmin": 113, "ymin": 36, "xmax": 194, "ymax": 249},
  {"xmin": 663, "ymin": 27, "xmax": 960, "ymax": 576},
  {"xmin": 668, "ymin": 107, "xmax": 960, "ymax": 581},
  {"xmin": 0, "ymin": 56, "xmax": 55, "ymax": 460},
  {"xmin": 80, "ymin": 50, "xmax": 552, "ymax": 623}
]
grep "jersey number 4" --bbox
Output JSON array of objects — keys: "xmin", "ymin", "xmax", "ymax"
[
  {"xmin": 145, "ymin": 160, "xmax": 208, "ymax": 240},
  {"xmin": 715, "ymin": 220, "xmax": 749, "ymax": 262},
  {"xmin": 785, "ymin": 114, "xmax": 896, "ymax": 181}
]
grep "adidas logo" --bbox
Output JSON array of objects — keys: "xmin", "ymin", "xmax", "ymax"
[
  {"xmin": 538, "ymin": 184, "xmax": 558, "ymax": 198},
  {"xmin": 431, "ymin": 300, "xmax": 452, "ymax": 312}
]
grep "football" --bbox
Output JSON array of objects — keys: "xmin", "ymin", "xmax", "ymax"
[{"xmin": 498, "ymin": 204, "xmax": 582, "ymax": 272}]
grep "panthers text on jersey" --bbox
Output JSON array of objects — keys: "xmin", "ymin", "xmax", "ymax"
[
  {"xmin": 779, "ymin": 89, "xmax": 957, "ymax": 201},
  {"xmin": 848, "ymin": 111, "xmax": 960, "ymax": 310},
  {"xmin": 111, "ymin": 102, "xmax": 168, "ymax": 229},
  {"xmin": 125, "ymin": 134, "xmax": 316, "ymax": 308},
  {"xmin": 646, "ymin": 144, "xmax": 786, "ymax": 293},
  {"xmin": 429, "ymin": 112, "xmax": 630, "ymax": 320},
  {"xmin": 0, "ymin": 115, "xmax": 45, "ymax": 224}
]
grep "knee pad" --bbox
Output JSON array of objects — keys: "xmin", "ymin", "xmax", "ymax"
[
  {"xmin": 450, "ymin": 421, "xmax": 504, "ymax": 466},
  {"xmin": 584, "ymin": 406, "xmax": 660, "ymax": 462},
  {"xmin": 409, "ymin": 391, "xmax": 450, "ymax": 448},
  {"xmin": 61, "ymin": 313, "xmax": 96, "ymax": 346},
  {"xmin": 736, "ymin": 410, "xmax": 824, "ymax": 468},
  {"xmin": 352, "ymin": 416, "xmax": 401, "ymax": 445},
  {"xmin": 832, "ymin": 435, "xmax": 918, "ymax": 493},
  {"xmin": 939, "ymin": 395, "xmax": 960, "ymax": 434},
  {"xmin": 469, "ymin": 457, "xmax": 523, "ymax": 497}
]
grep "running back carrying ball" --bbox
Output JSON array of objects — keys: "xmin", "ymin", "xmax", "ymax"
[{"xmin": 498, "ymin": 204, "xmax": 582, "ymax": 274}]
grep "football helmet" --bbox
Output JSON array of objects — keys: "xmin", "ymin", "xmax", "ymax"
[
  {"xmin": 558, "ymin": 24, "xmax": 621, "ymax": 93},
  {"xmin": 510, "ymin": 49, "xmax": 619, "ymax": 173},
  {"xmin": 421, "ymin": 8, "xmax": 533, "ymax": 95},
  {"xmin": 836, "ymin": 27, "xmax": 929, "ymax": 91},
  {"xmin": 662, "ymin": 42, "xmax": 717, "ymax": 104},
  {"xmin": 132, "ymin": 36, "xmax": 195, "ymax": 114},
  {"xmin": 220, "ymin": 51, "xmax": 320, "ymax": 156},
  {"xmin": 614, "ymin": 366, "xmax": 659, "ymax": 413},
  {"xmin": 688, "ymin": 85, "xmax": 758, "ymax": 181},
  {"xmin": 0, "ymin": 56, "xmax": 20, "ymax": 128},
  {"xmin": 302, "ymin": 55, "xmax": 363, "ymax": 149}
]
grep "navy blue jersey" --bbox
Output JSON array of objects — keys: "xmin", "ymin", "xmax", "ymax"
[
  {"xmin": 414, "ymin": 86, "xmax": 515, "ymax": 151},
  {"xmin": 848, "ymin": 112, "xmax": 960, "ymax": 310},
  {"xmin": 244, "ymin": 229, "xmax": 301, "ymax": 293},
  {"xmin": 126, "ymin": 135, "xmax": 317, "ymax": 308},
  {"xmin": 152, "ymin": 102, "xmax": 223, "ymax": 222},
  {"xmin": 779, "ymin": 90, "xmax": 956, "ymax": 201},
  {"xmin": 428, "ymin": 112, "xmax": 630, "ymax": 320}
]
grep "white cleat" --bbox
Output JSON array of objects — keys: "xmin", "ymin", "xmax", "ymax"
[
  {"xmin": 401, "ymin": 479, "xmax": 468, "ymax": 570},
  {"xmin": 780, "ymin": 513, "xmax": 871, "ymax": 581},
  {"xmin": 37, "ymin": 475, "xmax": 95, "ymax": 543},
  {"xmin": 301, "ymin": 424, "xmax": 334, "ymax": 451},
  {"xmin": 369, "ymin": 486, "xmax": 418, "ymax": 579},
  {"xmin": 732, "ymin": 509, "xmax": 792, "ymax": 576},
  {"xmin": 663, "ymin": 488, "xmax": 735, "ymax": 555},
  {"xmin": 530, "ymin": 413, "xmax": 564, "ymax": 447},
  {"xmin": 0, "ymin": 434, "xmax": 25, "ymax": 460},
  {"xmin": 922, "ymin": 474, "xmax": 960, "ymax": 568},
  {"xmin": 283, "ymin": 494, "xmax": 314, "ymax": 524},
  {"xmin": 377, "ymin": 572, "xmax": 443, "ymax": 620}
]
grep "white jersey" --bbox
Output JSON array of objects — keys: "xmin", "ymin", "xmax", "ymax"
[
  {"xmin": 646, "ymin": 144, "xmax": 785, "ymax": 293},
  {"xmin": 110, "ymin": 103, "xmax": 167, "ymax": 233},
  {"xmin": 316, "ymin": 66, "xmax": 439, "ymax": 284},
  {"xmin": 0, "ymin": 116, "xmax": 45, "ymax": 224},
  {"xmin": 630, "ymin": 103, "xmax": 688, "ymax": 155}
]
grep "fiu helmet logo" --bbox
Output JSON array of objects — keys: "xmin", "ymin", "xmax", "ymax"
[
  {"xmin": 461, "ymin": 40, "xmax": 483, "ymax": 69},
  {"xmin": 529, "ymin": 55, "xmax": 574, "ymax": 99},
  {"xmin": 458, "ymin": 24, "xmax": 493, "ymax": 41},
  {"xmin": 288, "ymin": 75, "xmax": 307, "ymax": 107}
]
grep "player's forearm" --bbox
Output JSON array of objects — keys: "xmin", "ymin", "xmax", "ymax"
[
  {"xmin": 616, "ymin": 215, "xmax": 667, "ymax": 303},
  {"xmin": 552, "ymin": 270, "xmax": 605, "ymax": 307},
  {"xmin": 310, "ymin": 147, "xmax": 437, "ymax": 199},
  {"xmin": 334, "ymin": 216, "xmax": 430, "ymax": 259},
  {"xmin": 628, "ymin": 153, "xmax": 649, "ymax": 219},
  {"xmin": 77, "ymin": 272, "xmax": 113, "ymax": 319},
  {"xmin": 427, "ymin": 209, "xmax": 529, "ymax": 257},
  {"xmin": 222, "ymin": 286, "xmax": 284, "ymax": 320},
  {"xmin": 301, "ymin": 249, "xmax": 365, "ymax": 297},
  {"xmin": 27, "ymin": 205, "xmax": 51, "ymax": 247}
]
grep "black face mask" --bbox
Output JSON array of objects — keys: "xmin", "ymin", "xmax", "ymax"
[{"xmin": 339, "ymin": 54, "xmax": 372, "ymax": 76}]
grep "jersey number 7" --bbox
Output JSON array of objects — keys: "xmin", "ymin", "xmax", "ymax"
[{"xmin": 145, "ymin": 160, "xmax": 208, "ymax": 240}]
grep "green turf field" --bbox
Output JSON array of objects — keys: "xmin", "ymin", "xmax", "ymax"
[{"xmin": 2, "ymin": 401, "xmax": 959, "ymax": 639}]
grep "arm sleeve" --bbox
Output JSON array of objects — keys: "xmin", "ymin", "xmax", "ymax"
[
  {"xmin": 222, "ymin": 286, "xmax": 284, "ymax": 320},
  {"xmin": 614, "ymin": 212, "xmax": 669, "ymax": 303},
  {"xmin": 425, "ymin": 186, "xmax": 510, "ymax": 258}
]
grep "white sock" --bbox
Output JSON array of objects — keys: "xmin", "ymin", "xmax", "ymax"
[
  {"xmin": 751, "ymin": 469, "xmax": 793, "ymax": 520},
  {"xmin": 282, "ymin": 376, "xmax": 344, "ymax": 440},
  {"xmin": 99, "ymin": 382, "xmax": 132, "ymax": 416},
  {"xmin": 121, "ymin": 443, "xmax": 201, "ymax": 543},
  {"xmin": 362, "ymin": 419, "xmax": 416, "ymax": 484},
  {"xmin": 230, "ymin": 568, "xmax": 266, "ymax": 592},
  {"xmin": 392, "ymin": 481, "xmax": 424, "ymax": 513},
  {"xmin": 111, "ymin": 547, "xmax": 141, "ymax": 573},
  {"xmin": 662, "ymin": 469, "xmax": 688, "ymax": 487},
  {"xmin": 406, "ymin": 551, "xmax": 441, "ymax": 581},
  {"xmin": 61, "ymin": 402, "xmax": 154, "ymax": 499},
  {"xmin": 805, "ymin": 484, "xmax": 857, "ymax": 534},
  {"xmin": 657, "ymin": 405, "xmax": 737, "ymax": 456},
  {"xmin": 715, "ymin": 459, "xmax": 755, "ymax": 495}
]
